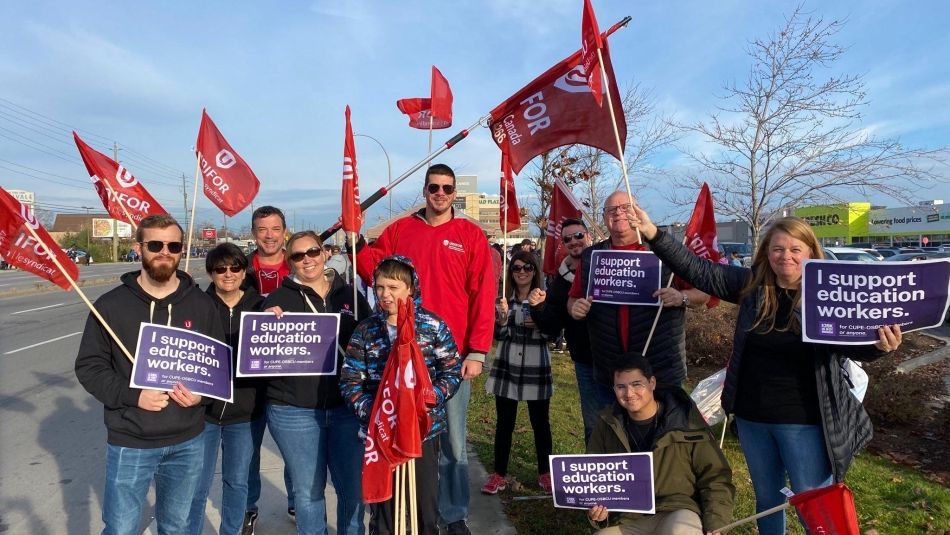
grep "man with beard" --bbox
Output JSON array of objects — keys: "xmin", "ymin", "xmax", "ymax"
[
  {"xmin": 75, "ymin": 214, "xmax": 224, "ymax": 534},
  {"xmin": 246, "ymin": 206, "xmax": 290, "ymax": 296},
  {"xmin": 568, "ymin": 192, "xmax": 710, "ymax": 406},
  {"xmin": 526, "ymin": 218, "xmax": 599, "ymax": 443}
]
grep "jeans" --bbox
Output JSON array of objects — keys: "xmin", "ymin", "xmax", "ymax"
[
  {"xmin": 735, "ymin": 417, "xmax": 834, "ymax": 535},
  {"xmin": 102, "ymin": 433, "xmax": 204, "ymax": 535},
  {"xmin": 186, "ymin": 420, "xmax": 257, "ymax": 535},
  {"xmin": 438, "ymin": 379, "xmax": 471, "ymax": 524},
  {"xmin": 266, "ymin": 404, "xmax": 364, "ymax": 535},
  {"xmin": 246, "ymin": 417, "xmax": 295, "ymax": 512},
  {"xmin": 574, "ymin": 361, "xmax": 600, "ymax": 444}
]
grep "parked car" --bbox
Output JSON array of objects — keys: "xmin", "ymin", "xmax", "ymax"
[
  {"xmin": 719, "ymin": 242, "xmax": 753, "ymax": 266},
  {"xmin": 884, "ymin": 252, "xmax": 950, "ymax": 262},
  {"xmin": 860, "ymin": 248, "xmax": 885, "ymax": 261},
  {"xmin": 822, "ymin": 247, "xmax": 879, "ymax": 262}
]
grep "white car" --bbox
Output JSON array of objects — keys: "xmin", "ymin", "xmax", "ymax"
[{"xmin": 822, "ymin": 247, "xmax": 879, "ymax": 262}]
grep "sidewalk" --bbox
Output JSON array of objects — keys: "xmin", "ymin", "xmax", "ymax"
[{"xmin": 902, "ymin": 322, "xmax": 950, "ymax": 403}]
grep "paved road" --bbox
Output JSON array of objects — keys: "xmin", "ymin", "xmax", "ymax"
[
  {"xmin": 0, "ymin": 263, "xmax": 140, "ymax": 295},
  {"xmin": 0, "ymin": 274, "xmax": 515, "ymax": 535}
]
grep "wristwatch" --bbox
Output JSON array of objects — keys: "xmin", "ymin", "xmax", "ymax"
[{"xmin": 681, "ymin": 293, "xmax": 690, "ymax": 307}]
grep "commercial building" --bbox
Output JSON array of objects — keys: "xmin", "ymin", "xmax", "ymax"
[{"xmin": 794, "ymin": 201, "xmax": 949, "ymax": 246}]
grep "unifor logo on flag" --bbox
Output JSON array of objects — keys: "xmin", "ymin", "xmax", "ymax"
[
  {"xmin": 396, "ymin": 98, "xmax": 451, "ymax": 129},
  {"xmin": 74, "ymin": 132, "xmax": 168, "ymax": 225},
  {"xmin": 542, "ymin": 178, "xmax": 584, "ymax": 276},
  {"xmin": 676, "ymin": 182, "xmax": 723, "ymax": 308},
  {"xmin": 489, "ymin": 39, "xmax": 624, "ymax": 174},
  {"xmin": 499, "ymin": 149, "xmax": 521, "ymax": 233},
  {"xmin": 341, "ymin": 105, "xmax": 363, "ymax": 233},
  {"xmin": 0, "ymin": 187, "xmax": 79, "ymax": 290},
  {"xmin": 195, "ymin": 109, "xmax": 261, "ymax": 217}
]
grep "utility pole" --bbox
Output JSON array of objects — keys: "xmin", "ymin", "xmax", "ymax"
[
  {"xmin": 112, "ymin": 142, "xmax": 121, "ymax": 263},
  {"xmin": 182, "ymin": 173, "xmax": 189, "ymax": 229}
]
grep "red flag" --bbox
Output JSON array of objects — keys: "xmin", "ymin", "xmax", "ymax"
[
  {"xmin": 396, "ymin": 98, "xmax": 451, "ymax": 129},
  {"xmin": 677, "ymin": 183, "xmax": 723, "ymax": 308},
  {"xmin": 0, "ymin": 188, "xmax": 78, "ymax": 290},
  {"xmin": 341, "ymin": 106, "xmax": 363, "ymax": 233},
  {"xmin": 74, "ymin": 133, "xmax": 168, "ymax": 225},
  {"xmin": 195, "ymin": 109, "xmax": 261, "ymax": 217},
  {"xmin": 499, "ymin": 150, "xmax": 521, "ymax": 233},
  {"xmin": 789, "ymin": 483, "xmax": 861, "ymax": 535},
  {"xmin": 581, "ymin": 0, "xmax": 604, "ymax": 106},
  {"xmin": 489, "ymin": 41, "xmax": 625, "ymax": 174},
  {"xmin": 542, "ymin": 178, "xmax": 584, "ymax": 275},
  {"xmin": 362, "ymin": 298, "xmax": 435, "ymax": 503},
  {"xmin": 430, "ymin": 66, "xmax": 453, "ymax": 126}
]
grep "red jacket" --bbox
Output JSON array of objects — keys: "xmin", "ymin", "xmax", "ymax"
[{"xmin": 357, "ymin": 210, "xmax": 496, "ymax": 359}]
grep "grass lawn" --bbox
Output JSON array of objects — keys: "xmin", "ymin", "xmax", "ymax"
[{"xmin": 468, "ymin": 352, "xmax": 950, "ymax": 534}]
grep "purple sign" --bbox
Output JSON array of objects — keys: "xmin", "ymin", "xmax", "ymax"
[
  {"xmin": 802, "ymin": 259, "xmax": 950, "ymax": 344},
  {"xmin": 130, "ymin": 323, "xmax": 232, "ymax": 402},
  {"xmin": 236, "ymin": 312, "xmax": 340, "ymax": 377},
  {"xmin": 549, "ymin": 453, "xmax": 655, "ymax": 513},
  {"xmin": 586, "ymin": 250, "xmax": 662, "ymax": 305}
]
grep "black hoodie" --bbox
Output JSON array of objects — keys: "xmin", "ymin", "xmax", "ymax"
[
  {"xmin": 204, "ymin": 284, "xmax": 266, "ymax": 425},
  {"xmin": 262, "ymin": 274, "xmax": 371, "ymax": 409},
  {"xmin": 75, "ymin": 270, "xmax": 225, "ymax": 448}
]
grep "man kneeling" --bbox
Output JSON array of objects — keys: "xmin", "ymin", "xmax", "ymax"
[{"xmin": 587, "ymin": 356, "xmax": 734, "ymax": 535}]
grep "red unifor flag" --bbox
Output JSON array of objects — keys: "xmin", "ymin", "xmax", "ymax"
[
  {"xmin": 362, "ymin": 298, "xmax": 435, "ymax": 503},
  {"xmin": 341, "ymin": 106, "xmax": 363, "ymax": 233},
  {"xmin": 676, "ymin": 182, "xmax": 723, "ymax": 308},
  {"xmin": 195, "ymin": 109, "xmax": 261, "ymax": 217},
  {"xmin": 581, "ymin": 0, "xmax": 605, "ymax": 106},
  {"xmin": 396, "ymin": 98, "xmax": 449, "ymax": 129},
  {"xmin": 489, "ymin": 39, "xmax": 625, "ymax": 174},
  {"xmin": 542, "ymin": 178, "xmax": 584, "ymax": 276},
  {"xmin": 499, "ymin": 149, "xmax": 521, "ymax": 233},
  {"xmin": 789, "ymin": 483, "xmax": 861, "ymax": 535},
  {"xmin": 0, "ymin": 187, "xmax": 78, "ymax": 290},
  {"xmin": 430, "ymin": 66, "xmax": 453, "ymax": 127},
  {"xmin": 74, "ymin": 132, "xmax": 168, "ymax": 225}
]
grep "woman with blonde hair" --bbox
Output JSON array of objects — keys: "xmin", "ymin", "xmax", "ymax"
[{"xmin": 630, "ymin": 211, "xmax": 902, "ymax": 535}]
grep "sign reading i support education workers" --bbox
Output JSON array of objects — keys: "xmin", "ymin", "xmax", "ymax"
[
  {"xmin": 586, "ymin": 250, "xmax": 662, "ymax": 305},
  {"xmin": 236, "ymin": 312, "xmax": 340, "ymax": 377},
  {"xmin": 130, "ymin": 323, "xmax": 233, "ymax": 402},
  {"xmin": 549, "ymin": 453, "xmax": 655, "ymax": 513},
  {"xmin": 801, "ymin": 259, "xmax": 950, "ymax": 345}
]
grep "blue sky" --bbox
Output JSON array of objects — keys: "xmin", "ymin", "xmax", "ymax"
[{"xmin": 1, "ymin": 0, "xmax": 947, "ymax": 234}]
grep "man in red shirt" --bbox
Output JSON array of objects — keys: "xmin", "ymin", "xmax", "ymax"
[{"xmin": 356, "ymin": 164, "xmax": 495, "ymax": 535}]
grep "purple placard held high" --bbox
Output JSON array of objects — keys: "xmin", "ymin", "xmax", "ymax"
[
  {"xmin": 549, "ymin": 452, "xmax": 655, "ymax": 513},
  {"xmin": 236, "ymin": 312, "xmax": 340, "ymax": 377},
  {"xmin": 585, "ymin": 250, "xmax": 662, "ymax": 305},
  {"xmin": 802, "ymin": 259, "xmax": 950, "ymax": 345},
  {"xmin": 130, "ymin": 323, "xmax": 232, "ymax": 402}
]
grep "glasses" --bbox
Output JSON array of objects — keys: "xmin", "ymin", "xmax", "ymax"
[
  {"xmin": 426, "ymin": 183, "xmax": 456, "ymax": 195},
  {"xmin": 140, "ymin": 241, "xmax": 183, "ymax": 254},
  {"xmin": 562, "ymin": 232, "xmax": 587, "ymax": 244},
  {"xmin": 613, "ymin": 381, "xmax": 649, "ymax": 393},
  {"xmin": 510, "ymin": 264, "xmax": 535, "ymax": 273},
  {"xmin": 289, "ymin": 246, "xmax": 323, "ymax": 263},
  {"xmin": 212, "ymin": 265, "xmax": 243, "ymax": 275},
  {"xmin": 604, "ymin": 203, "xmax": 632, "ymax": 216}
]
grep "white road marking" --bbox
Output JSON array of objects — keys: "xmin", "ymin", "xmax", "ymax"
[
  {"xmin": 10, "ymin": 303, "xmax": 67, "ymax": 315},
  {"xmin": 4, "ymin": 332, "xmax": 83, "ymax": 355}
]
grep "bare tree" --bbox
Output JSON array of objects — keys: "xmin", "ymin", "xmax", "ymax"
[{"xmin": 674, "ymin": 6, "xmax": 946, "ymax": 248}]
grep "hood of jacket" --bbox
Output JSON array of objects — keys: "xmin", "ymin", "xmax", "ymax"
[{"xmin": 370, "ymin": 254, "xmax": 424, "ymax": 315}]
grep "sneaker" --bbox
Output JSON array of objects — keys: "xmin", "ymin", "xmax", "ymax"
[
  {"xmin": 481, "ymin": 472, "xmax": 508, "ymax": 494},
  {"xmin": 538, "ymin": 473, "xmax": 553, "ymax": 494},
  {"xmin": 240, "ymin": 511, "xmax": 258, "ymax": 535},
  {"xmin": 445, "ymin": 520, "xmax": 472, "ymax": 535},
  {"xmin": 287, "ymin": 507, "xmax": 296, "ymax": 522}
]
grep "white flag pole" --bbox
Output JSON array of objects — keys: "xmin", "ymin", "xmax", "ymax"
[{"xmin": 184, "ymin": 155, "xmax": 201, "ymax": 272}]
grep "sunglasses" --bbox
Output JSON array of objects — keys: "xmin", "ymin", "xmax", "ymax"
[
  {"xmin": 140, "ymin": 241, "xmax": 183, "ymax": 254},
  {"xmin": 212, "ymin": 265, "xmax": 243, "ymax": 275},
  {"xmin": 289, "ymin": 246, "xmax": 323, "ymax": 263},
  {"xmin": 426, "ymin": 183, "xmax": 455, "ymax": 195},
  {"xmin": 562, "ymin": 232, "xmax": 587, "ymax": 244},
  {"xmin": 510, "ymin": 264, "xmax": 535, "ymax": 273}
]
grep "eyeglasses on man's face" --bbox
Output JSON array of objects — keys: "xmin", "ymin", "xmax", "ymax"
[
  {"xmin": 140, "ymin": 241, "xmax": 183, "ymax": 254},
  {"xmin": 613, "ymin": 381, "xmax": 649, "ymax": 393},
  {"xmin": 426, "ymin": 183, "xmax": 455, "ymax": 195},
  {"xmin": 604, "ymin": 203, "xmax": 633, "ymax": 216},
  {"xmin": 562, "ymin": 232, "xmax": 587, "ymax": 244}
]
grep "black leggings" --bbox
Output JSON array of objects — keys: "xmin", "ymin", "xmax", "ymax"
[{"xmin": 493, "ymin": 396, "xmax": 552, "ymax": 476}]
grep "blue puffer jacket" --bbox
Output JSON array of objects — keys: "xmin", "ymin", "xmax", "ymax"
[{"xmin": 339, "ymin": 256, "xmax": 462, "ymax": 442}]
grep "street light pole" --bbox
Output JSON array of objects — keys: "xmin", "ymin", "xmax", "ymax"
[{"xmin": 354, "ymin": 133, "xmax": 393, "ymax": 220}]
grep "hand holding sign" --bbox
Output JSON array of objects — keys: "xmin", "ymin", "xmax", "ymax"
[
  {"xmin": 570, "ymin": 297, "xmax": 592, "ymax": 320},
  {"xmin": 138, "ymin": 389, "xmax": 170, "ymax": 412},
  {"xmin": 874, "ymin": 324, "xmax": 903, "ymax": 353},
  {"xmin": 169, "ymin": 382, "xmax": 202, "ymax": 408}
]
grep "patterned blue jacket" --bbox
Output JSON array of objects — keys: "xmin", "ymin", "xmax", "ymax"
[{"xmin": 339, "ymin": 256, "xmax": 462, "ymax": 442}]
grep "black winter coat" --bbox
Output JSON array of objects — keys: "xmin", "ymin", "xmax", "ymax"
[{"xmin": 648, "ymin": 229, "xmax": 885, "ymax": 481}]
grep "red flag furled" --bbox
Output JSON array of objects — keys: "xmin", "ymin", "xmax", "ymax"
[
  {"xmin": 789, "ymin": 483, "xmax": 861, "ymax": 535},
  {"xmin": 542, "ymin": 178, "xmax": 584, "ymax": 275},
  {"xmin": 489, "ymin": 41, "xmax": 625, "ymax": 174},
  {"xmin": 430, "ymin": 66, "xmax": 453, "ymax": 127},
  {"xmin": 74, "ymin": 132, "xmax": 168, "ymax": 225},
  {"xmin": 499, "ymin": 150, "xmax": 521, "ymax": 233},
  {"xmin": 195, "ymin": 109, "xmax": 261, "ymax": 217},
  {"xmin": 0, "ymin": 187, "xmax": 78, "ymax": 290},
  {"xmin": 341, "ymin": 106, "xmax": 363, "ymax": 233},
  {"xmin": 581, "ymin": 0, "xmax": 604, "ymax": 106},
  {"xmin": 676, "ymin": 182, "xmax": 723, "ymax": 308},
  {"xmin": 362, "ymin": 298, "xmax": 436, "ymax": 503}
]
